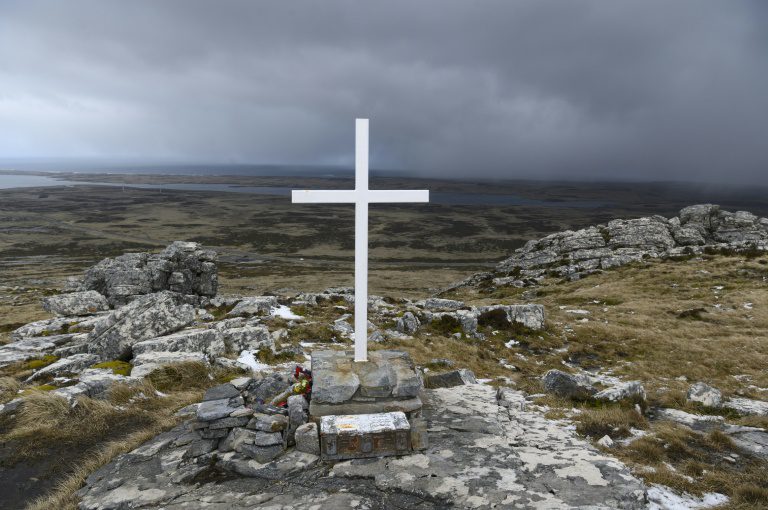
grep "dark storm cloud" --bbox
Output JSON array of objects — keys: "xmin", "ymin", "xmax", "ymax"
[{"xmin": 1, "ymin": 1, "xmax": 767, "ymax": 182}]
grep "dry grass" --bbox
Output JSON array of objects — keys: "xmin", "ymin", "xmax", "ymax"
[
  {"xmin": 574, "ymin": 404, "xmax": 647, "ymax": 439},
  {"xmin": 0, "ymin": 376, "xmax": 21, "ymax": 403},
  {"xmin": 0, "ymin": 362, "xmax": 240, "ymax": 508}
]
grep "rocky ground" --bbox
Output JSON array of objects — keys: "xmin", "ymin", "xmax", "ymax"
[{"xmin": 1, "ymin": 203, "xmax": 768, "ymax": 509}]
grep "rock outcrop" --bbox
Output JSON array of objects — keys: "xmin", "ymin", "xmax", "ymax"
[
  {"xmin": 75, "ymin": 241, "xmax": 217, "ymax": 307},
  {"xmin": 42, "ymin": 290, "xmax": 109, "ymax": 316},
  {"xmin": 86, "ymin": 291, "xmax": 196, "ymax": 360},
  {"xmin": 453, "ymin": 204, "xmax": 768, "ymax": 290}
]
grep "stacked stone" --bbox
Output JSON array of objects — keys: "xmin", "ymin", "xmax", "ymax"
[
  {"xmin": 309, "ymin": 350, "xmax": 424, "ymax": 418},
  {"xmin": 76, "ymin": 241, "xmax": 218, "ymax": 307},
  {"xmin": 184, "ymin": 373, "xmax": 320, "ymax": 466}
]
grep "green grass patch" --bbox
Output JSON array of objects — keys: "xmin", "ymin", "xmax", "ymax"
[
  {"xmin": 91, "ymin": 360, "xmax": 132, "ymax": 376},
  {"xmin": 25, "ymin": 355, "xmax": 58, "ymax": 370}
]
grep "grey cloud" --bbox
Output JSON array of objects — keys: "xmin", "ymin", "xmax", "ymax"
[{"xmin": 0, "ymin": 0, "xmax": 766, "ymax": 182}]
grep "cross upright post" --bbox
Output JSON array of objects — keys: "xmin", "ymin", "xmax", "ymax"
[{"xmin": 291, "ymin": 119, "xmax": 429, "ymax": 362}]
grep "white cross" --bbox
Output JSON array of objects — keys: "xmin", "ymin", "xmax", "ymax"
[{"xmin": 291, "ymin": 119, "xmax": 429, "ymax": 362}]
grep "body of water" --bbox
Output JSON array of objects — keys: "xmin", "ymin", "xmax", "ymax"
[{"xmin": 0, "ymin": 174, "xmax": 607, "ymax": 208}]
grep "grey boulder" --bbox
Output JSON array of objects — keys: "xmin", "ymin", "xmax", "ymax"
[
  {"xmin": 42, "ymin": 291, "xmax": 109, "ymax": 316},
  {"xmin": 541, "ymin": 370, "xmax": 595, "ymax": 400},
  {"xmin": 687, "ymin": 382, "xmax": 722, "ymax": 408},
  {"xmin": 87, "ymin": 291, "xmax": 195, "ymax": 360}
]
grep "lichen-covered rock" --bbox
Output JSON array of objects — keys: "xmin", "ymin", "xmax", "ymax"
[
  {"xmin": 476, "ymin": 304, "xmax": 546, "ymax": 331},
  {"xmin": 419, "ymin": 298, "xmax": 465, "ymax": 312},
  {"xmin": 77, "ymin": 241, "xmax": 217, "ymax": 307},
  {"xmin": 723, "ymin": 397, "xmax": 768, "ymax": 416},
  {"xmin": 594, "ymin": 381, "xmax": 645, "ymax": 403},
  {"xmin": 131, "ymin": 351, "xmax": 208, "ymax": 378},
  {"xmin": 286, "ymin": 394, "xmax": 309, "ymax": 446},
  {"xmin": 132, "ymin": 329, "xmax": 225, "ymax": 358},
  {"xmin": 227, "ymin": 296, "xmax": 279, "ymax": 317},
  {"xmin": 541, "ymin": 369, "xmax": 595, "ymax": 400},
  {"xmin": 396, "ymin": 312, "xmax": 420, "ymax": 334},
  {"xmin": 687, "ymin": 382, "xmax": 722, "ymax": 408},
  {"xmin": 424, "ymin": 369, "xmax": 477, "ymax": 389},
  {"xmin": 25, "ymin": 353, "xmax": 100, "ymax": 382},
  {"xmin": 42, "ymin": 290, "xmax": 109, "ymax": 316},
  {"xmin": 86, "ymin": 291, "xmax": 195, "ymax": 360},
  {"xmin": 294, "ymin": 422, "xmax": 320, "ymax": 455}
]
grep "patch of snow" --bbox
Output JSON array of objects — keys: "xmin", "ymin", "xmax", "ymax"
[
  {"xmin": 565, "ymin": 309, "xmax": 590, "ymax": 315},
  {"xmin": 743, "ymin": 302, "xmax": 753, "ymax": 310},
  {"xmin": 504, "ymin": 339, "xmax": 519, "ymax": 348},
  {"xmin": 271, "ymin": 305, "xmax": 303, "ymax": 320},
  {"xmin": 477, "ymin": 378, "xmax": 493, "ymax": 384},
  {"xmin": 236, "ymin": 350, "xmax": 271, "ymax": 373},
  {"xmin": 646, "ymin": 485, "xmax": 728, "ymax": 510}
]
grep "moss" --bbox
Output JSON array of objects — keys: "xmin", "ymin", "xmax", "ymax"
[
  {"xmin": 22, "ymin": 384, "xmax": 58, "ymax": 395},
  {"xmin": 91, "ymin": 360, "xmax": 132, "ymax": 376},
  {"xmin": 256, "ymin": 348, "xmax": 302, "ymax": 365},
  {"xmin": 25, "ymin": 355, "xmax": 58, "ymax": 370}
]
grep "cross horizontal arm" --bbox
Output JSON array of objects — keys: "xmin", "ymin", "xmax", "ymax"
[
  {"xmin": 366, "ymin": 190, "xmax": 429, "ymax": 203},
  {"xmin": 292, "ymin": 190, "xmax": 357, "ymax": 203},
  {"xmin": 292, "ymin": 189, "xmax": 429, "ymax": 204}
]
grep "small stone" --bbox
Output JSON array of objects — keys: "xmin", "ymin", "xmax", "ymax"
[
  {"xmin": 207, "ymin": 416, "xmax": 250, "ymax": 430},
  {"xmin": 687, "ymin": 382, "xmax": 722, "ymax": 408},
  {"xmin": 200, "ymin": 428, "xmax": 230, "ymax": 439},
  {"xmin": 597, "ymin": 435, "xmax": 614, "ymax": 448},
  {"xmin": 252, "ymin": 431, "xmax": 284, "ymax": 447},
  {"xmin": 294, "ymin": 422, "xmax": 320, "ymax": 455},
  {"xmin": 230, "ymin": 377, "xmax": 253, "ymax": 390},
  {"xmin": 541, "ymin": 370, "xmax": 595, "ymax": 400},
  {"xmin": 203, "ymin": 383, "xmax": 241, "ymax": 402},
  {"xmin": 286, "ymin": 395, "xmax": 309, "ymax": 446},
  {"xmin": 183, "ymin": 438, "xmax": 218, "ymax": 459},
  {"xmin": 197, "ymin": 398, "xmax": 237, "ymax": 422},
  {"xmin": 247, "ymin": 413, "xmax": 289, "ymax": 432},
  {"xmin": 594, "ymin": 381, "xmax": 645, "ymax": 403},
  {"xmin": 424, "ymin": 369, "xmax": 476, "ymax": 389},
  {"xmin": 237, "ymin": 443, "xmax": 284, "ymax": 463},
  {"xmin": 229, "ymin": 406, "xmax": 254, "ymax": 418}
]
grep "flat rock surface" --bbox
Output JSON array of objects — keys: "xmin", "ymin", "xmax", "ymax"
[{"xmin": 77, "ymin": 384, "xmax": 647, "ymax": 509}]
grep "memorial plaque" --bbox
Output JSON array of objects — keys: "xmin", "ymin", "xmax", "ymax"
[{"xmin": 319, "ymin": 411, "xmax": 412, "ymax": 460}]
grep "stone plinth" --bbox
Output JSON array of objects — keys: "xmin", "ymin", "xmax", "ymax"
[
  {"xmin": 309, "ymin": 350, "xmax": 423, "ymax": 418},
  {"xmin": 320, "ymin": 412, "xmax": 411, "ymax": 460}
]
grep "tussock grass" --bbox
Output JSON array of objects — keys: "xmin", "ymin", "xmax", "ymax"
[
  {"xmin": 575, "ymin": 404, "xmax": 647, "ymax": 439},
  {"xmin": 0, "ymin": 376, "xmax": 21, "ymax": 403}
]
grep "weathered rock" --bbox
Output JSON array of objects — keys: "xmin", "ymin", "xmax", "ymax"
[
  {"xmin": 76, "ymin": 384, "xmax": 647, "ymax": 510},
  {"xmin": 183, "ymin": 438, "xmax": 218, "ymax": 459},
  {"xmin": 132, "ymin": 328, "xmax": 225, "ymax": 358},
  {"xmin": 196, "ymin": 396, "xmax": 244, "ymax": 422},
  {"xmin": 541, "ymin": 370, "xmax": 595, "ymax": 400},
  {"xmin": 294, "ymin": 422, "xmax": 320, "ymax": 455},
  {"xmin": 221, "ymin": 325, "xmax": 273, "ymax": 353},
  {"xmin": 78, "ymin": 241, "xmax": 217, "ymax": 307},
  {"xmin": 410, "ymin": 417, "xmax": 429, "ymax": 451},
  {"xmin": 130, "ymin": 351, "xmax": 208, "ymax": 378},
  {"xmin": 227, "ymin": 296, "xmax": 279, "ymax": 317},
  {"xmin": 0, "ymin": 334, "xmax": 76, "ymax": 367},
  {"xmin": 203, "ymin": 383, "xmax": 241, "ymax": 402},
  {"xmin": 476, "ymin": 304, "xmax": 546, "ymax": 331},
  {"xmin": 395, "ymin": 312, "xmax": 420, "ymax": 334},
  {"xmin": 286, "ymin": 394, "xmax": 309, "ymax": 446},
  {"xmin": 310, "ymin": 350, "xmax": 423, "ymax": 418},
  {"xmin": 655, "ymin": 408, "xmax": 725, "ymax": 431},
  {"xmin": 42, "ymin": 290, "xmax": 109, "ymax": 316},
  {"xmin": 687, "ymin": 382, "xmax": 722, "ymax": 408},
  {"xmin": 597, "ymin": 435, "xmax": 614, "ymax": 448},
  {"xmin": 25, "ymin": 353, "xmax": 100, "ymax": 382},
  {"xmin": 420, "ymin": 298, "xmax": 465, "ymax": 312},
  {"xmin": 247, "ymin": 413, "xmax": 289, "ymax": 432},
  {"xmin": 424, "ymin": 369, "xmax": 477, "ymax": 389},
  {"xmin": 723, "ymin": 397, "xmax": 768, "ymax": 416},
  {"xmin": 238, "ymin": 443, "xmax": 284, "ymax": 463},
  {"xmin": 244, "ymin": 372, "xmax": 293, "ymax": 404},
  {"xmin": 594, "ymin": 381, "xmax": 645, "ymax": 403},
  {"xmin": 51, "ymin": 368, "xmax": 133, "ymax": 402},
  {"xmin": 86, "ymin": 291, "xmax": 195, "ymax": 360}
]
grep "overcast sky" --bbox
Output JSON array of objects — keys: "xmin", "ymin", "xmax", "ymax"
[{"xmin": 1, "ymin": 1, "xmax": 766, "ymax": 182}]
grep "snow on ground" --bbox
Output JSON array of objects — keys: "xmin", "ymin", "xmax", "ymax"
[
  {"xmin": 236, "ymin": 350, "xmax": 272, "ymax": 372},
  {"xmin": 271, "ymin": 305, "xmax": 303, "ymax": 320},
  {"xmin": 647, "ymin": 485, "xmax": 727, "ymax": 510}
]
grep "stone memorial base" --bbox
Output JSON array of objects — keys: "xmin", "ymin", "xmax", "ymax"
[
  {"xmin": 309, "ymin": 350, "xmax": 423, "ymax": 419},
  {"xmin": 319, "ymin": 412, "xmax": 411, "ymax": 460}
]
